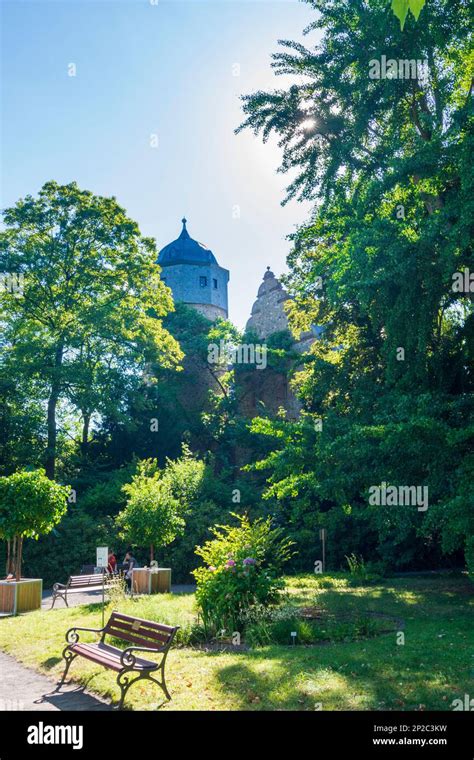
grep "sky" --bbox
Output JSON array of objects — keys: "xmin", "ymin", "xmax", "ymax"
[{"xmin": 1, "ymin": 0, "xmax": 319, "ymax": 328}]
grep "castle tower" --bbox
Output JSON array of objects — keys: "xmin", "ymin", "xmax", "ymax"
[{"xmin": 158, "ymin": 218, "xmax": 229, "ymax": 321}]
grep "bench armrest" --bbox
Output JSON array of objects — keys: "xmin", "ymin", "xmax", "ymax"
[
  {"xmin": 53, "ymin": 583, "xmax": 67, "ymax": 591},
  {"xmin": 120, "ymin": 641, "xmax": 174, "ymax": 667},
  {"xmin": 65, "ymin": 625, "xmax": 106, "ymax": 645}
]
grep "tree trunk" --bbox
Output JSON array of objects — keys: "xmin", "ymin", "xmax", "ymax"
[
  {"xmin": 15, "ymin": 535, "xmax": 23, "ymax": 581},
  {"xmin": 45, "ymin": 341, "xmax": 64, "ymax": 480},
  {"xmin": 7, "ymin": 537, "xmax": 17, "ymax": 576},
  {"xmin": 81, "ymin": 412, "xmax": 90, "ymax": 460},
  {"xmin": 45, "ymin": 391, "xmax": 59, "ymax": 480},
  {"xmin": 6, "ymin": 540, "xmax": 11, "ymax": 575},
  {"xmin": 150, "ymin": 544, "xmax": 154, "ymax": 564}
]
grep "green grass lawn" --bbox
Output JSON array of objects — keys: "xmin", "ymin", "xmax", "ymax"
[{"xmin": 0, "ymin": 574, "xmax": 472, "ymax": 711}]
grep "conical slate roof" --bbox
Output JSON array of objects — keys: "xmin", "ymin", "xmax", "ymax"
[{"xmin": 158, "ymin": 218, "xmax": 218, "ymax": 266}]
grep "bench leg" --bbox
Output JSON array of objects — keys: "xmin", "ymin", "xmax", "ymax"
[
  {"xmin": 57, "ymin": 647, "xmax": 78, "ymax": 688},
  {"xmin": 155, "ymin": 662, "xmax": 171, "ymax": 700},
  {"xmin": 116, "ymin": 668, "xmax": 171, "ymax": 709},
  {"xmin": 51, "ymin": 591, "xmax": 68, "ymax": 609},
  {"xmin": 152, "ymin": 670, "xmax": 171, "ymax": 699},
  {"xmin": 158, "ymin": 651, "xmax": 172, "ymax": 700},
  {"xmin": 116, "ymin": 669, "xmax": 136, "ymax": 709}
]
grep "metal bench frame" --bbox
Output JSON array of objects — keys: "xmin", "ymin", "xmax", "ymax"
[
  {"xmin": 58, "ymin": 611, "xmax": 179, "ymax": 709},
  {"xmin": 51, "ymin": 573, "xmax": 113, "ymax": 609}
]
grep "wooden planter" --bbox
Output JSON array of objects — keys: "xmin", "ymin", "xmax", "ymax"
[
  {"xmin": 132, "ymin": 568, "xmax": 171, "ymax": 595},
  {"xmin": 0, "ymin": 578, "xmax": 43, "ymax": 616}
]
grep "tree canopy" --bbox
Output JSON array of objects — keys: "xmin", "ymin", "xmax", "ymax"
[
  {"xmin": 238, "ymin": 0, "xmax": 473, "ymax": 573},
  {"xmin": 0, "ymin": 181, "xmax": 182, "ymax": 479},
  {"xmin": 117, "ymin": 447, "xmax": 206, "ymax": 563},
  {"xmin": 0, "ymin": 469, "xmax": 69, "ymax": 579}
]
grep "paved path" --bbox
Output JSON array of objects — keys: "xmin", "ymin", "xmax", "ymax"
[
  {"xmin": 0, "ymin": 650, "xmax": 111, "ymax": 711},
  {"xmin": 41, "ymin": 583, "xmax": 196, "ymax": 609}
]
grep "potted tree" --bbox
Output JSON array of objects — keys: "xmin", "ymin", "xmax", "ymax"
[{"xmin": 0, "ymin": 469, "xmax": 69, "ymax": 614}]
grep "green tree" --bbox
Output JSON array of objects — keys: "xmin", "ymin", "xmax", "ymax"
[
  {"xmin": 117, "ymin": 447, "xmax": 205, "ymax": 564},
  {"xmin": 0, "ymin": 368, "xmax": 45, "ymax": 475},
  {"xmin": 238, "ymin": 0, "xmax": 473, "ymax": 571},
  {"xmin": 391, "ymin": 0, "xmax": 427, "ymax": 30},
  {"xmin": 0, "ymin": 469, "xmax": 69, "ymax": 580},
  {"xmin": 0, "ymin": 181, "xmax": 182, "ymax": 479}
]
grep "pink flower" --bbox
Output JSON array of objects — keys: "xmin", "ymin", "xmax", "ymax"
[
  {"xmin": 208, "ymin": 566, "xmax": 216, "ymax": 572},
  {"xmin": 225, "ymin": 559, "xmax": 236, "ymax": 568},
  {"xmin": 243, "ymin": 557, "xmax": 256, "ymax": 566}
]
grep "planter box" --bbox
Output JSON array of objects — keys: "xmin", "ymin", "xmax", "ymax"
[
  {"xmin": 132, "ymin": 568, "xmax": 171, "ymax": 595},
  {"xmin": 0, "ymin": 578, "xmax": 43, "ymax": 616}
]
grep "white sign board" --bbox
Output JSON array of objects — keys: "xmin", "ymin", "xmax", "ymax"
[{"xmin": 96, "ymin": 546, "xmax": 108, "ymax": 568}]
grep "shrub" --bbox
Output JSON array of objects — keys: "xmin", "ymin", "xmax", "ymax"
[
  {"xmin": 245, "ymin": 605, "xmax": 383, "ymax": 647},
  {"xmin": 345, "ymin": 553, "xmax": 384, "ymax": 586},
  {"xmin": 192, "ymin": 513, "xmax": 294, "ymax": 636},
  {"xmin": 20, "ymin": 507, "xmax": 119, "ymax": 587},
  {"xmin": 315, "ymin": 577, "xmax": 339, "ymax": 589},
  {"xmin": 270, "ymin": 617, "xmax": 314, "ymax": 645}
]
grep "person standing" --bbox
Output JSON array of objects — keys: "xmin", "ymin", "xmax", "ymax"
[
  {"xmin": 107, "ymin": 550, "xmax": 117, "ymax": 574},
  {"xmin": 123, "ymin": 550, "xmax": 138, "ymax": 592}
]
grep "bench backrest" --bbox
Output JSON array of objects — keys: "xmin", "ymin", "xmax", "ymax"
[
  {"xmin": 103, "ymin": 611, "xmax": 178, "ymax": 650},
  {"xmin": 69, "ymin": 573, "xmax": 107, "ymax": 588},
  {"xmin": 80, "ymin": 565, "xmax": 96, "ymax": 575}
]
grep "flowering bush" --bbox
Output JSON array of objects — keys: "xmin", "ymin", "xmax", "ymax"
[{"xmin": 192, "ymin": 514, "xmax": 294, "ymax": 636}]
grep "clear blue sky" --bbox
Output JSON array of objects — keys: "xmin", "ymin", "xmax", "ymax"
[{"xmin": 1, "ymin": 0, "xmax": 318, "ymax": 328}]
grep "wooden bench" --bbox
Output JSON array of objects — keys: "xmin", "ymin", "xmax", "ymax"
[
  {"xmin": 58, "ymin": 611, "xmax": 179, "ymax": 708},
  {"xmin": 51, "ymin": 573, "xmax": 112, "ymax": 609},
  {"xmin": 80, "ymin": 564, "xmax": 96, "ymax": 575}
]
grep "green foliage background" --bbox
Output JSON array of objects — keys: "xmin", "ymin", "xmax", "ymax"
[{"xmin": 0, "ymin": 0, "xmax": 472, "ymax": 585}]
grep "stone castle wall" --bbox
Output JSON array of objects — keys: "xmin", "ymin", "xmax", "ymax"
[{"xmin": 238, "ymin": 267, "xmax": 316, "ymax": 421}]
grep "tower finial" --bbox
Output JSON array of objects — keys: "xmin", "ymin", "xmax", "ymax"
[{"xmin": 179, "ymin": 217, "xmax": 189, "ymax": 239}]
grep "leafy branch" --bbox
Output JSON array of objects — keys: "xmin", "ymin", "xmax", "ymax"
[{"xmin": 391, "ymin": 0, "xmax": 426, "ymax": 30}]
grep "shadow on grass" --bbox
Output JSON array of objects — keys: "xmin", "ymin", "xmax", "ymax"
[
  {"xmin": 42, "ymin": 656, "xmax": 62, "ymax": 670},
  {"xmin": 291, "ymin": 576, "xmax": 474, "ymax": 620},
  {"xmin": 210, "ymin": 576, "xmax": 474, "ymax": 711},
  {"xmin": 211, "ymin": 643, "xmax": 449, "ymax": 711},
  {"xmin": 76, "ymin": 602, "xmax": 107, "ymax": 615},
  {"xmin": 33, "ymin": 681, "xmax": 112, "ymax": 711}
]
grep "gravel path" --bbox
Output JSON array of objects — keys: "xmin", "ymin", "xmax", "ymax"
[{"xmin": 0, "ymin": 650, "xmax": 111, "ymax": 711}]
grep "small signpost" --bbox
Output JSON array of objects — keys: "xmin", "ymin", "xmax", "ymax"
[
  {"xmin": 96, "ymin": 546, "xmax": 108, "ymax": 627},
  {"xmin": 319, "ymin": 529, "xmax": 327, "ymax": 573}
]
